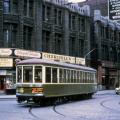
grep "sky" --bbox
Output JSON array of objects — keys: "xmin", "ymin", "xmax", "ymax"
[{"xmin": 68, "ymin": 0, "xmax": 86, "ymax": 3}]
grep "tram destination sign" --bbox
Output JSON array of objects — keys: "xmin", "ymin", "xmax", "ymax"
[{"xmin": 108, "ymin": 0, "xmax": 120, "ymax": 20}]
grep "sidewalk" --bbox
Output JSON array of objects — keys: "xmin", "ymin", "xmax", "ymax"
[
  {"xmin": 95, "ymin": 90, "xmax": 115, "ymax": 95},
  {"xmin": 0, "ymin": 91, "xmax": 16, "ymax": 99},
  {"xmin": 0, "ymin": 94, "xmax": 16, "ymax": 99}
]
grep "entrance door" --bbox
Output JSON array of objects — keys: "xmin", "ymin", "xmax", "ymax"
[{"xmin": 0, "ymin": 77, "xmax": 4, "ymax": 90}]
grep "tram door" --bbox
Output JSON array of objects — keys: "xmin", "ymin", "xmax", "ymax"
[{"xmin": 0, "ymin": 77, "xmax": 5, "ymax": 90}]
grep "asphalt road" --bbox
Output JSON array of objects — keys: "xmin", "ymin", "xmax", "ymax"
[{"xmin": 0, "ymin": 90, "xmax": 120, "ymax": 120}]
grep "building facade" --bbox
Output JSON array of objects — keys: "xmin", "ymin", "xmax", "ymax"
[
  {"xmin": 79, "ymin": 0, "xmax": 108, "ymax": 17},
  {"xmin": 0, "ymin": 0, "xmax": 91, "ymax": 92},
  {"xmin": 79, "ymin": 0, "xmax": 120, "ymax": 89},
  {"xmin": 93, "ymin": 11, "xmax": 120, "ymax": 89},
  {"xmin": 0, "ymin": 0, "xmax": 91, "ymax": 56}
]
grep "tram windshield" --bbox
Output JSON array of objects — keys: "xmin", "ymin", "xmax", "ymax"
[
  {"xmin": 23, "ymin": 66, "xmax": 33, "ymax": 83},
  {"xmin": 17, "ymin": 65, "xmax": 42, "ymax": 83}
]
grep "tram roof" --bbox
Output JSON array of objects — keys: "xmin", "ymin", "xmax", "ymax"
[{"xmin": 17, "ymin": 58, "xmax": 96, "ymax": 72}]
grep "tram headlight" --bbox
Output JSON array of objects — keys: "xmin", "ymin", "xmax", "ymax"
[{"xmin": 17, "ymin": 88, "xmax": 24, "ymax": 93}]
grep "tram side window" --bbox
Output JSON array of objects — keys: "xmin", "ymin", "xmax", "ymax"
[
  {"xmin": 88, "ymin": 73, "xmax": 90, "ymax": 83},
  {"xmin": 52, "ymin": 68, "xmax": 57, "ymax": 83},
  {"xmin": 67, "ymin": 70, "xmax": 71, "ymax": 83},
  {"xmin": 83, "ymin": 72, "xmax": 85, "ymax": 83},
  {"xmin": 79, "ymin": 71, "xmax": 82, "ymax": 83},
  {"xmin": 71, "ymin": 70, "xmax": 74, "ymax": 83},
  {"xmin": 77, "ymin": 71, "xmax": 79, "ymax": 83},
  {"xmin": 35, "ymin": 66, "xmax": 42, "ymax": 83},
  {"xmin": 23, "ymin": 66, "xmax": 33, "ymax": 83},
  {"xmin": 59, "ymin": 69, "xmax": 64, "ymax": 83},
  {"xmin": 64, "ymin": 69, "xmax": 66, "ymax": 83},
  {"xmin": 17, "ymin": 66, "xmax": 22, "ymax": 83},
  {"xmin": 46, "ymin": 67, "xmax": 51, "ymax": 83},
  {"xmin": 85, "ymin": 72, "xmax": 87, "ymax": 83},
  {"xmin": 91, "ymin": 73, "xmax": 94, "ymax": 83}
]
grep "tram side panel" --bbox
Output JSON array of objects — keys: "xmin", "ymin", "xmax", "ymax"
[{"xmin": 42, "ymin": 83, "xmax": 96, "ymax": 97}]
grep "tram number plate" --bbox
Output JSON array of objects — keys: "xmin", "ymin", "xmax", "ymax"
[{"xmin": 32, "ymin": 88, "xmax": 42, "ymax": 93}]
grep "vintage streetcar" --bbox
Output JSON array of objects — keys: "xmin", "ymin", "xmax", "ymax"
[{"xmin": 16, "ymin": 58, "xmax": 97, "ymax": 104}]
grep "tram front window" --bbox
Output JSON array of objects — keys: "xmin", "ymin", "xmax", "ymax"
[
  {"xmin": 35, "ymin": 66, "xmax": 42, "ymax": 83},
  {"xmin": 23, "ymin": 66, "xmax": 33, "ymax": 83},
  {"xmin": 17, "ymin": 66, "xmax": 22, "ymax": 83}
]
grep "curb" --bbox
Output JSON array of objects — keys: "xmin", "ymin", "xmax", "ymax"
[{"xmin": 0, "ymin": 95, "xmax": 16, "ymax": 99}]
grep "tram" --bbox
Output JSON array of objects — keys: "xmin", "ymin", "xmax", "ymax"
[{"xmin": 16, "ymin": 58, "xmax": 97, "ymax": 103}]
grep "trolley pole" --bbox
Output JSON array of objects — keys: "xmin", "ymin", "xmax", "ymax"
[{"xmin": 84, "ymin": 48, "xmax": 96, "ymax": 65}]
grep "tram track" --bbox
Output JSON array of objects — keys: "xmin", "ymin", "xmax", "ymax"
[
  {"xmin": 100, "ymin": 98, "xmax": 120, "ymax": 113},
  {"xmin": 52, "ymin": 100, "xmax": 92, "ymax": 120},
  {"xmin": 28, "ymin": 103, "xmax": 47, "ymax": 120}
]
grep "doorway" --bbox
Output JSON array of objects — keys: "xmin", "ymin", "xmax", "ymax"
[{"xmin": 0, "ymin": 77, "xmax": 5, "ymax": 90}]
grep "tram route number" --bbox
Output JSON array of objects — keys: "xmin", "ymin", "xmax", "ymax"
[{"xmin": 32, "ymin": 88, "xmax": 43, "ymax": 93}]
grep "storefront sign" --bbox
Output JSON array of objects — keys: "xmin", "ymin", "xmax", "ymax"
[
  {"xmin": 42, "ymin": 52, "xmax": 85, "ymax": 65},
  {"xmin": 75, "ymin": 57, "xmax": 85, "ymax": 65},
  {"xmin": 0, "ymin": 58, "xmax": 13, "ymax": 67},
  {"xmin": 108, "ymin": 0, "xmax": 120, "ymax": 20},
  {"xmin": 14, "ymin": 49, "xmax": 41, "ymax": 58},
  {"xmin": 0, "ymin": 49, "xmax": 12, "ymax": 56},
  {"xmin": 42, "ymin": 52, "xmax": 75, "ymax": 64}
]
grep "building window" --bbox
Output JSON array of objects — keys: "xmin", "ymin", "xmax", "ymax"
[
  {"xmin": 69, "ymin": 37, "xmax": 76, "ymax": 56},
  {"xmin": 69, "ymin": 14, "xmax": 72, "ymax": 29},
  {"xmin": 72, "ymin": 15, "xmax": 76, "ymax": 30},
  {"xmin": 54, "ymin": 8, "xmax": 57, "ymax": 24},
  {"xmin": 23, "ymin": 26, "xmax": 32, "ymax": 49},
  {"xmin": 42, "ymin": 5, "xmax": 45, "ymax": 21},
  {"xmin": 12, "ymin": 0, "xmax": 18, "ymax": 14},
  {"xmin": 3, "ymin": 24, "xmax": 17, "ymax": 47},
  {"xmin": 42, "ymin": 31, "xmax": 50, "ymax": 52},
  {"xmin": 58, "ymin": 10, "xmax": 62, "ymax": 25},
  {"xmin": 24, "ymin": 0, "xmax": 33, "ymax": 17},
  {"xmin": 3, "ymin": 0, "xmax": 10, "ymax": 13},
  {"xmin": 81, "ymin": 18, "xmax": 85, "ymax": 32},
  {"xmin": 4, "ymin": 0, "xmax": 18, "ymax": 14},
  {"xmin": 53, "ymin": 8, "xmax": 62, "ymax": 25},
  {"xmin": 42, "ymin": 5, "xmax": 51, "ymax": 22},
  {"xmin": 78, "ymin": 39, "xmax": 84, "ymax": 57},
  {"xmin": 55, "ymin": 33, "xmax": 62, "ymax": 54}
]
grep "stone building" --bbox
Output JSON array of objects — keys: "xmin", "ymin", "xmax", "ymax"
[
  {"xmin": 93, "ymin": 10, "xmax": 120, "ymax": 89},
  {"xmin": 79, "ymin": 0, "xmax": 108, "ymax": 17},
  {"xmin": 0, "ymin": 0, "xmax": 91, "ymax": 92}
]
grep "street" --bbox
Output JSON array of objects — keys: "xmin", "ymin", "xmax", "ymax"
[{"xmin": 0, "ymin": 90, "xmax": 120, "ymax": 120}]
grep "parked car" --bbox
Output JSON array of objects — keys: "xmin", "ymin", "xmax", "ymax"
[{"xmin": 115, "ymin": 87, "xmax": 120, "ymax": 94}]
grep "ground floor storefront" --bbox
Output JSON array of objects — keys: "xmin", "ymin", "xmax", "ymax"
[
  {"xmin": 0, "ymin": 48, "xmax": 41, "ymax": 94},
  {"xmin": 95, "ymin": 60, "xmax": 120, "ymax": 90}
]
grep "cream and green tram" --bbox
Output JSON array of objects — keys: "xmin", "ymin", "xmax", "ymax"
[{"xmin": 16, "ymin": 58, "xmax": 97, "ymax": 103}]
